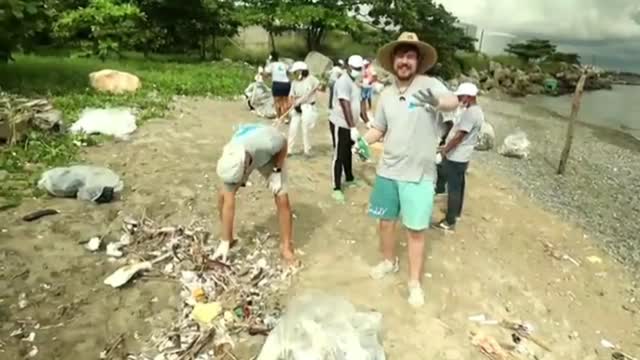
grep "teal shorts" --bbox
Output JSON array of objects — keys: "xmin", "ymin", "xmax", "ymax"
[{"xmin": 368, "ymin": 175, "xmax": 435, "ymax": 231}]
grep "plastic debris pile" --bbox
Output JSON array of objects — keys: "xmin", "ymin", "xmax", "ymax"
[
  {"xmin": 98, "ymin": 216, "xmax": 297, "ymax": 360},
  {"xmin": 0, "ymin": 92, "xmax": 63, "ymax": 144}
]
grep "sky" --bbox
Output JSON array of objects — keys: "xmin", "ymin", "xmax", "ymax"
[{"xmin": 436, "ymin": 0, "xmax": 640, "ymax": 72}]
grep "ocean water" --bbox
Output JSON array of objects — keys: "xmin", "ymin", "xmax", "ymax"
[{"xmin": 531, "ymin": 85, "xmax": 640, "ymax": 140}]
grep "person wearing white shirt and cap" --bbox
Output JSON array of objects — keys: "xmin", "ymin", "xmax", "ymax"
[
  {"xmin": 327, "ymin": 59, "xmax": 345, "ymax": 109},
  {"xmin": 436, "ymin": 82, "xmax": 485, "ymax": 231},
  {"xmin": 263, "ymin": 51, "xmax": 291, "ymax": 120},
  {"xmin": 288, "ymin": 61, "xmax": 320, "ymax": 157},
  {"xmin": 213, "ymin": 123, "xmax": 297, "ymax": 265},
  {"xmin": 328, "ymin": 54, "xmax": 371, "ymax": 203}
]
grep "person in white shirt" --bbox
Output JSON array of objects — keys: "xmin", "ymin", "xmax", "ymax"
[
  {"xmin": 327, "ymin": 59, "xmax": 345, "ymax": 109},
  {"xmin": 288, "ymin": 61, "xmax": 320, "ymax": 157},
  {"xmin": 263, "ymin": 51, "xmax": 291, "ymax": 119}
]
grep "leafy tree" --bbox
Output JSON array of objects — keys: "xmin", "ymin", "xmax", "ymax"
[
  {"xmin": 549, "ymin": 51, "xmax": 581, "ymax": 65},
  {"xmin": 239, "ymin": 0, "xmax": 363, "ymax": 52},
  {"xmin": 366, "ymin": 0, "xmax": 476, "ymax": 79},
  {"xmin": 0, "ymin": 0, "xmax": 51, "ymax": 62},
  {"xmin": 53, "ymin": 0, "xmax": 144, "ymax": 60},
  {"xmin": 133, "ymin": 0, "xmax": 239, "ymax": 59},
  {"xmin": 505, "ymin": 39, "xmax": 557, "ymax": 63}
]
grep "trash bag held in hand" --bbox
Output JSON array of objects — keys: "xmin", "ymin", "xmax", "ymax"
[
  {"xmin": 475, "ymin": 121, "xmax": 495, "ymax": 151},
  {"xmin": 37, "ymin": 165, "xmax": 124, "ymax": 203},
  {"xmin": 257, "ymin": 292, "xmax": 386, "ymax": 360},
  {"xmin": 498, "ymin": 131, "xmax": 530, "ymax": 159}
]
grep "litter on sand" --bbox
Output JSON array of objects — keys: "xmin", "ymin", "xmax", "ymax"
[
  {"xmin": 99, "ymin": 215, "xmax": 298, "ymax": 360},
  {"xmin": 70, "ymin": 107, "xmax": 137, "ymax": 139}
]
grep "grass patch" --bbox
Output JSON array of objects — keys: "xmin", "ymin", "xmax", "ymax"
[{"xmin": 0, "ymin": 54, "xmax": 253, "ymax": 204}]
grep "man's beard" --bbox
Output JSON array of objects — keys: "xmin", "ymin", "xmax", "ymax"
[{"xmin": 394, "ymin": 65, "xmax": 416, "ymax": 81}]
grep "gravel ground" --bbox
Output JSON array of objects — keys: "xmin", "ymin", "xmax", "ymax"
[{"xmin": 473, "ymin": 96, "xmax": 640, "ymax": 278}]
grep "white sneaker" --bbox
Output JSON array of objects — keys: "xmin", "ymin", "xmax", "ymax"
[
  {"xmin": 369, "ymin": 258, "xmax": 399, "ymax": 280},
  {"xmin": 408, "ymin": 281, "xmax": 425, "ymax": 307}
]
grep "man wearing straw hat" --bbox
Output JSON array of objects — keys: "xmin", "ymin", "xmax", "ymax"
[{"xmin": 356, "ymin": 32, "xmax": 459, "ymax": 307}]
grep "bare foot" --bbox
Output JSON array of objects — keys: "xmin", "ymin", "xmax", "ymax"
[{"xmin": 281, "ymin": 248, "xmax": 301, "ymax": 268}]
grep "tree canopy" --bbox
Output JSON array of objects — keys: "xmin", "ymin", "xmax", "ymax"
[
  {"xmin": 505, "ymin": 39, "xmax": 557, "ymax": 63},
  {"xmin": 366, "ymin": 0, "xmax": 476, "ymax": 78}
]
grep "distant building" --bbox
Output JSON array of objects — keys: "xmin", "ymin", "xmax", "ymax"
[{"xmin": 455, "ymin": 22, "xmax": 479, "ymax": 50}]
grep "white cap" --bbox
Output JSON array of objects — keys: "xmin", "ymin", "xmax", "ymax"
[
  {"xmin": 363, "ymin": 59, "xmax": 370, "ymax": 65},
  {"xmin": 216, "ymin": 142, "xmax": 246, "ymax": 184},
  {"xmin": 290, "ymin": 61, "xmax": 308, "ymax": 73},
  {"xmin": 348, "ymin": 55, "xmax": 364, "ymax": 68},
  {"xmin": 337, "ymin": 59, "xmax": 345, "ymax": 66},
  {"xmin": 454, "ymin": 82, "xmax": 479, "ymax": 97}
]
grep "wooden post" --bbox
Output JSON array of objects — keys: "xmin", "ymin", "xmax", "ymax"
[{"xmin": 557, "ymin": 73, "xmax": 587, "ymax": 175}]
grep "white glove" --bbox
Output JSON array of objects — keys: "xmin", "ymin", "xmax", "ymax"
[
  {"xmin": 435, "ymin": 152, "xmax": 443, "ymax": 165},
  {"xmin": 350, "ymin": 127, "xmax": 360, "ymax": 142},
  {"xmin": 212, "ymin": 240, "xmax": 231, "ymax": 262},
  {"xmin": 268, "ymin": 171, "xmax": 282, "ymax": 194}
]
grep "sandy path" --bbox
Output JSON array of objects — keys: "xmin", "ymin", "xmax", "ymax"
[{"xmin": 1, "ymin": 96, "xmax": 638, "ymax": 359}]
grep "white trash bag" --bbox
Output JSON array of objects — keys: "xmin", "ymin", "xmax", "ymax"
[
  {"xmin": 498, "ymin": 131, "xmax": 530, "ymax": 159},
  {"xmin": 70, "ymin": 108, "xmax": 137, "ymax": 139},
  {"xmin": 37, "ymin": 165, "xmax": 124, "ymax": 203},
  {"xmin": 257, "ymin": 293, "xmax": 386, "ymax": 360},
  {"xmin": 475, "ymin": 121, "xmax": 496, "ymax": 151}
]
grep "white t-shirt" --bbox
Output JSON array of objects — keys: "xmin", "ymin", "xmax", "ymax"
[
  {"xmin": 329, "ymin": 73, "xmax": 361, "ymax": 129},
  {"xmin": 445, "ymin": 105, "xmax": 485, "ymax": 163},
  {"xmin": 265, "ymin": 61, "xmax": 290, "ymax": 83},
  {"xmin": 328, "ymin": 66, "xmax": 343, "ymax": 84},
  {"xmin": 290, "ymin": 75, "xmax": 320, "ymax": 104}
]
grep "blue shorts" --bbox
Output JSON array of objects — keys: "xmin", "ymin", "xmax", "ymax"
[
  {"xmin": 368, "ymin": 175, "xmax": 435, "ymax": 231},
  {"xmin": 362, "ymin": 87, "xmax": 373, "ymax": 100}
]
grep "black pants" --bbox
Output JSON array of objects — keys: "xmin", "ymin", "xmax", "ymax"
[
  {"xmin": 435, "ymin": 163, "xmax": 447, "ymax": 194},
  {"xmin": 442, "ymin": 159, "xmax": 469, "ymax": 225},
  {"xmin": 329, "ymin": 122, "xmax": 354, "ymax": 190}
]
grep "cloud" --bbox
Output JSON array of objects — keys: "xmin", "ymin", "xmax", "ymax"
[
  {"xmin": 436, "ymin": 0, "xmax": 640, "ymax": 71},
  {"xmin": 437, "ymin": 0, "xmax": 640, "ymax": 41}
]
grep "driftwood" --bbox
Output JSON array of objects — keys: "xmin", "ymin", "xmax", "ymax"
[{"xmin": 557, "ymin": 73, "xmax": 588, "ymax": 175}]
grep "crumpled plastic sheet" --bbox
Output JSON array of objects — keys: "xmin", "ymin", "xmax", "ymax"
[
  {"xmin": 37, "ymin": 165, "xmax": 124, "ymax": 202},
  {"xmin": 70, "ymin": 107, "xmax": 137, "ymax": 139},
  {"xmin": 498, "ymin": 131, "xmax": 530, "ymax": 159},
  {"xmin": 257, "ymin": 292, "xmax": 386, "ymax": 360}
]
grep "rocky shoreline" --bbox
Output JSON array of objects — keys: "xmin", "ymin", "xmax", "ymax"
[
  {"xmin": 475, "ymin": 96, "xmax": 640, "ymax": 279},
  {"xmin": 452, "ymin": 61, "xmax": 614, "ymax": 98}
]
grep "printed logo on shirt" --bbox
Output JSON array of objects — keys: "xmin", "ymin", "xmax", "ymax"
[{"xmin": 232, "ymin": 123, "xmax": 264, "ymax": 140}]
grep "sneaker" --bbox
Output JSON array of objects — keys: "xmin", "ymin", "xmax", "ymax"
[
  {"xmin": 436, "ymin": 220, "xmax": 455, "ymax": 231},
  {"xmin": 408, "ymin": 281, "xmax": 425, "ymax": 307},
  {"xmin": 332, "ymin": 190, "xmax": 345, "ymax": 203},
  {"xmin": 369, "ymin": 258, "xmax": 399, "ymax": 280}
]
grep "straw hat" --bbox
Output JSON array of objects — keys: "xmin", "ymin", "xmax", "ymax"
[{"xmin": 376, "ymin": 32, "xmax": 438, "ymax": 74}]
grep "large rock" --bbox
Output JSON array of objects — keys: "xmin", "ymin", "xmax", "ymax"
[
  {"xmin": 494, "ymin": 68, "xmax": 511, "ymax": 84},
  {"xmin": 89, "ymin": 70, "xmax": 141, "ymax": 94},
  {"xmin": 304, "ymin": 51, "xmax": 332, "ymax": 76},
  {"xmin": 489, "ymin": 61, "xmax": 503, "ymax": 74},
  {"xmin": 467, "ymin": 67, "xmax": 480, "ymax": 81}
]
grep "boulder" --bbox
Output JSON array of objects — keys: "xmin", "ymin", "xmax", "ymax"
[
  {"xmin": 304, "ymin": 51, "xmax": 333, "ymax": 76},
  {"xmin": 481, "ymin": 78, "xmax": 497, "ymax": 91},
  {"xmin": 489, "ymin": 61, "xmax": 503, "ymax": 74},
  {"xmin": 494, "ymin": 68, "xmax": 511, "ymax": 84},
  {"xmin": 89, "ymin": 70, "xmax": 141, "ymax": 94},
  {"xmin": 475, "ymin": 121, "xmax": 495, "ymax": 151},
  {"xmin": 467, "ymin": 67, "xmax": 480, "ymax": 81}
]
